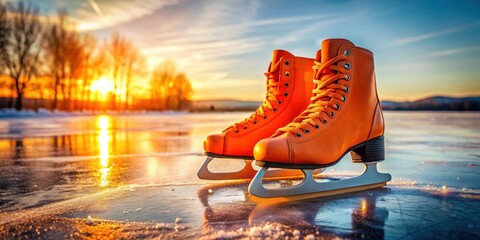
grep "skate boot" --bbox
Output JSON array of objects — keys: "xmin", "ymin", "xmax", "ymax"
[
  {"xmin": 249, "ymin": 39, "xmax": 391, "ymax": 198},
  {"xmin": 199, "ymin": 50, "xmax": 318, "ymax": 180}
]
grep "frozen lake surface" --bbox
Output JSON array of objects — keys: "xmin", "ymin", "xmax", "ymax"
[{"xmin": 0, "ymin": 111, "xmax": 479, "ymax": 239}]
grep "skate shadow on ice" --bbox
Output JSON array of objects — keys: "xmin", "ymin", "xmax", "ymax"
[{"xmin": 197, "ymin": 182, "xmax": 391, "ymax": 239}]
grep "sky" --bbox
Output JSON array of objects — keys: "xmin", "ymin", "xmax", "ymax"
[{"xmin": 8, "ymin": 0, "xmax": 480, "ymax": 101}]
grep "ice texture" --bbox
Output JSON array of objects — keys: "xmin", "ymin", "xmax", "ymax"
[{"xmin": 0, "ymin": 112, "xmax": 479, "ymax": 239}]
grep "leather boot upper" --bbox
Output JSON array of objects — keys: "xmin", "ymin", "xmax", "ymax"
[{"xmin": 254, "ymin": 39, "xmax": 385, "ymax": 165}]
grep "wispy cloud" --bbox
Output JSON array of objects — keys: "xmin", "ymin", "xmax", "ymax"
[
  {"xmin": 142, "ymin": 38, "xmax": 265, "ymax": 56},
  {"xmin": 135, "ymin": 1, "xmax": 262, "ymax": 73},
  {"xmin": 134, "ymin": 1, "xmax": 327, "ymax": 89},
  {"xmin": 149, "ymin": 14, "xmax": 327, "ymax": 45},
  {"xmin": 390, "ymin": 21, "xmax": 480, "ymax": 47},
  {"xmin": 377, "ymin": 62, "xmax": 433, "ymax": 72},
  {"xmin": 425, "ymin": 46, "xmax": 480, "ymax": 57},
  {"xmin": 73, "ymin": 0, "xmax": 180, "ymax": 31},
  {"xmin": 273, "ymin": 16, "xmax": 358, "ymax": 46},
  {"xmin": 272, "ymin": 4, "xmax": 370, "ymax": 47}
]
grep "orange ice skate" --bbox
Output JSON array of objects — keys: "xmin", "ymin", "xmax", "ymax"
[
  {"xmin": 198, "ymin": 50, "xmax": 319, "ymax": 180},
  {"xmin": 249, "ymin": 39, "xmax": 391, "ymax": 198}
]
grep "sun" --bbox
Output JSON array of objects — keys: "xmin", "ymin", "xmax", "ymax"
[{"xmin": 91, "ymin": 77, "xmax": 114, "ymax": 96}]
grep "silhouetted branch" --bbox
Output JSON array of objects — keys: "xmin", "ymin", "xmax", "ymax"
[{"xmin": 0, "ymin": 1, "xmax": 43, "ymax": 110}]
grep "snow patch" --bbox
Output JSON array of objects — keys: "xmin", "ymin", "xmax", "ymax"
[
  {"xmin": 292, "ymin": 229, "xmax": 302, "ymax": 237},
  {"xmin": 305, "ymin": 234, "xmax": 316, "ymax": 240},
  {"xmin": 85, "ymin": 215, "xmax": 94, "ymax": 225},
  {"xmin": 207, "ymin": 223, "xmax": 314, "ymax": 239}
]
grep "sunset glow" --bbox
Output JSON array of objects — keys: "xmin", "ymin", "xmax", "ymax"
[
  {"xmin": 60, "ymin": 0, "xmax": 480, "ymax": 101},
  {"xmin": 3, "ymin": 0, "xmax": 480, "ymax": 103},
  {"xmin": 91, "ymin": 77, "xmax": 114, "ymax": 97}
]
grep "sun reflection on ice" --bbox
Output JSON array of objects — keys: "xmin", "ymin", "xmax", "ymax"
[
  {"xmin": 146, "ymin": 157, "xmax": 158, "ymax": 180},
  {"xmin": 97, "ymin": 115, "xmax": 112, "ymax": 187},
  {"xmin": 359, "ymin": 198, "xmax": 369, "ymax": 218}
]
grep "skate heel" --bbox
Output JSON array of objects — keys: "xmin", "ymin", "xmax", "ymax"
[{"xmin": 351, "ymin": 136, "xmax": 385, "ymax": 163}]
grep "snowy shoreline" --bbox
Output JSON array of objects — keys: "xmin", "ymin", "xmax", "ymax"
[{"xmin": 0, "ymin": 108, "xmax": 191, "ymax": 118}]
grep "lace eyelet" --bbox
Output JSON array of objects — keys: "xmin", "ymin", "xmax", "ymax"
[
  {"xmin": 263, "ymin": 115, "xmax": 268, "ymax": 119},
  {"xmin": 344, "ymin": 63, "xmax": 351, "ymax": 70},
  {"xmin": 244, "ymin": 126, "xmax": 248, "ymax": 130},
  {"xmin": 284, "ymin": 71, "xmax": 290, "ymax": 77},
  {"xmin": 344, "ymin": 49, "xmax": 350, "ymax": 56},
  {"xmin": 296, "ymin": 133, "xmax": 302, "ymax": 138},
  {"xmin": 284, "ymin": 60, "xmax": 290, "ymax": 66},
  {"xmin": 284, "ymin": 92, "xmax": 288, "ymax": 97},
  {"xmin": 314, "ymin": 125, "xmax": 320, "ymax": 129},
  {"xmin": 335, "ymin": 104, "xmax": 340, "ymax": 110},
  {"xmin": 322, "ymin": 119, "xmax": 328, "ymax": 124},
  {"xmin": 304, "ymin": 129, "xmax": 310, "ymax": 133},
  {"xmin": 329, "ymin": 112, "xmax": 335, "ymax": 118},
  {"xmin": 278, "ymin": 100, "xmax": 282, "ymax": 105},
  {"xmin": 345, "ymin": 74, "xmax": 350, "ymax": 81},
  {"xmin": 254, "ymin": 121, "xmax": 258, "ymax": 124},
  {"xmin": 344, "ymin": 86, "xmax": 350, "ymax": 93},
  {"xmin": 234, "ymin": 130, "xmax": 239, "ymax": 133},
  {"xmin": 273, "ymin": 108, "xmax": 277, "ymax": 112},
  {"xmin": 284, "ymin": 82, "xmax": 289, "ymax": 87},
  {"xmin": 341, "ymin": 95, "xmax": 347, "ymax": 102}
]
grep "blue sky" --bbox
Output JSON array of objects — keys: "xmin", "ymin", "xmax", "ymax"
[{"xmin": 11, "ymin": 0, "xmax": 480, "ymax": 101}]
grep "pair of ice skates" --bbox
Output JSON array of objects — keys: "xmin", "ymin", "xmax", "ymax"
[{"xmin": 198, "ymin": 39, "xmax": 391, "ymax": 199}]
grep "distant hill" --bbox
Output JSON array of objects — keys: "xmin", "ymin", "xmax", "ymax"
[
  {"xmin": 191, "ymin": 96, "xmax": 480, "ymax": 111},
  {"xmin": 381, "ymin": 96, "xmax": 480, "ymax": 111},
  {"xmin": 190, "ymin": 99, "xmax": 262, "ymax": 111}
]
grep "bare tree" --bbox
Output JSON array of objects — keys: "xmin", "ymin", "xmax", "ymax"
[
  {"xmin": 173, "ymin": 73, "xmax": 192, "ymax": 110},
  {"xmin": 44, "ymin": 12, "xmax": 94, "ymax": 111},
  {"xmin": 151, "ymin": 60, "xmax": 176, "ymax": 110},
  {"xmin": 88, "ymin": 45, "xmax": 107, "ymax": 110},
  {"xmin": 79, "ymin": 34, "xmax": 97, "ymax": 109},
  {"xmin": 123, "ymin": 47, "xmax": 147, "ymax": 110},
  {"xmin": 108, "ymin": 31, "xmax": 129, "ymax": 109},
  {"xmin": 63, "ymin": 31, "xmax": 84, "ymax": 110},
  {"xmin": 43, "ymin": 12, "xmax": 68, "ymax": 110},
  {"xmin": 0, "ymin": 2, "xmax": 9, "ymax": 71},
  {"xmin": 0, "ymin": 2, "xmax": 43, "ymax": 110},
  {"xmin": 150, "ymin": 61, "xmax": 192, "ymax": 111},
  {"xmin": 124, "ymin": 49, "xmax": 138, "ymax": 110},
  {"xmin": 106, "ymin": 32, "xmax": 148, "ymax": 111},
  {"xmin": 0, "ymin": 2, "xmax": 13, "ymax": 107}
]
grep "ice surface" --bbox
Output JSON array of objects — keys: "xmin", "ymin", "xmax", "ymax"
[{"xmin": 0, "ymin": 111, "xmax": 479, "ymax": 239}]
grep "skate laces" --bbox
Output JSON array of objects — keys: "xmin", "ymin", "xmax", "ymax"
[
  {"xmin": 227, "ymin": 59, "xmax": 283, "ymax": 133},
  {"xmin": 278, "ymin": 55, "xmax": 349, "ymax": 135}
]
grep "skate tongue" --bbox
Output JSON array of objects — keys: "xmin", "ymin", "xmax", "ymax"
[
  {"xmin": 321, "ymin": 39, "xmax": 354, "ymax": 63},
  {"xmin": 271, "ymin": 49, "xmax": 294, "ymax": 64}
]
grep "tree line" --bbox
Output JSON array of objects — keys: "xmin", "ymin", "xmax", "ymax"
[{"xmin": 0, "ymin": 2, "xmax": 192, "ymax": 111}]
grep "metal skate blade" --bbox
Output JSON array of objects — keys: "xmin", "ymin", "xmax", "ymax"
[
  {"xmin": 198, "ymin": 156, "xmax": 323, "ymax": 180},
  {"xmin": 197, "ymin": 156, "xmax": 257, "ymax": 180},
  {"xmin": 249, "ymin": 182, "xmax": 387, "ymax": 204},
  {"xmin": 248, "ymin": 163, "xmax": 392, "ymax": 202}
]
